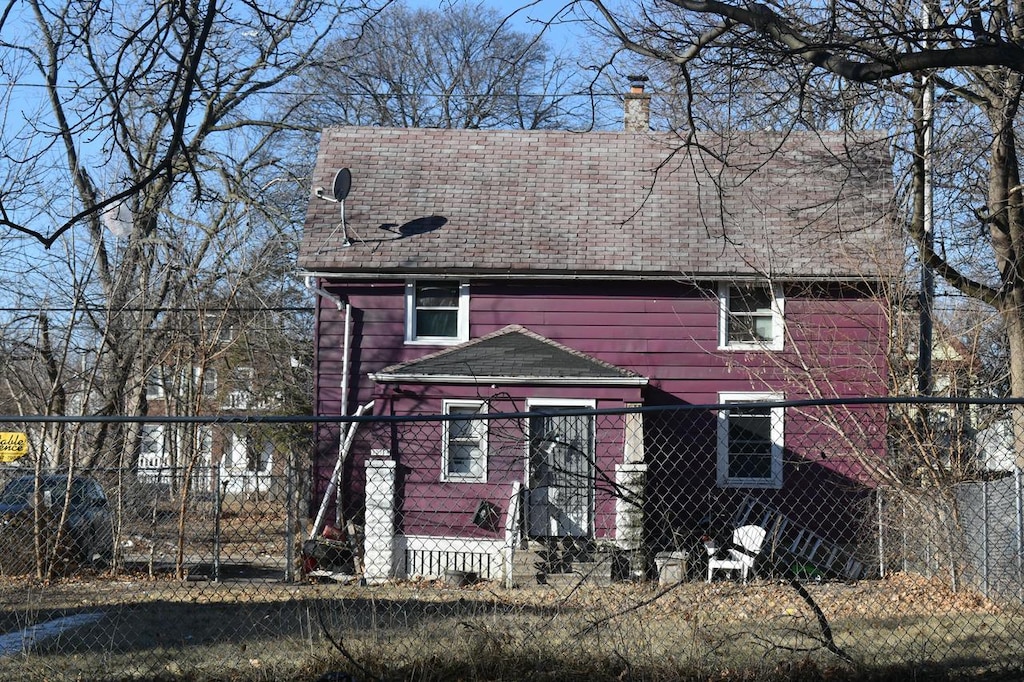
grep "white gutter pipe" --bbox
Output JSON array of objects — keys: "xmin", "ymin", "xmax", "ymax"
[
  {"xmin": 303, "ymin": 275, "xmax": 360, "ymax": 535},
  {"xmin": 304, "ymin": 274, "xmax": 344, "ymax": 311},
  {"xmin": 336, "ymin": 301, "xmax": 353, "ymax": 527}
]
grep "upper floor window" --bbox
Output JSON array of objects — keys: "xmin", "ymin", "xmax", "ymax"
[
  {"xmin": 405, "ymin": 280, "xmax": 469, "ymax": 344},
  {"xmin": 718, "ymin": 282, "xmax": 784, "ymax": 351},
  {"xmin": 202, "ymin": 313, "xmax": 235, "ymax": 343},
  {"xmin": 442, "ymin": 401, "xmax": 487, "ymax": 482},
  {"xmin": 145, "ymin": 370, "xmax": 165, "ymax": 400},
  {"xmin": 196, "ymin": 367, "xmax": 218, "ymax": 398},
  {"xmin": 717, "ymin": 392, "xmax": 784, "ymax": 489}
]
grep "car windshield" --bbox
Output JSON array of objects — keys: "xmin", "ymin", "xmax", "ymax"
[{"xmin": 0, "ymin": 477, "xmax": 86, "ymax": 507}]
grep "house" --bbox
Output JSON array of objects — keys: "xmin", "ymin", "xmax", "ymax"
[
  {"xmin": 890, "ymin": 307, "xmax": 996, "ymax": 477},
  {"xmin": 298, "ymin": 89, "xmax": 896, "ymax": 584},
  {"xmin": 138, "ymin": 311, "xmax": 290, "ymax": 496}
]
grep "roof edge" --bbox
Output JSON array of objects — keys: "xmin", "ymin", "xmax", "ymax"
[
  {"xmin": 297, "ymin": 270, "xmax": 882, "ymax": 283},
  {"xmin": 368, "ymin": 372, "xmax": 650, "ymax": 386}
]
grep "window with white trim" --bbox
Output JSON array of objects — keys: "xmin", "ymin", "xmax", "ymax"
[
  {"xmin": 443, "ymin": 401, "xmax": 487, "ymax": 482},
  {"xmin": 718, "ymin": 282, "xmax": 784, "ymax": 350},
  {"xmin": 195, "ymin": 367, "xmax": 217, "ymax": 398},
  {"xmin": 717, "ymin": 392, "xmax": 784, "ymax": 488},
  {"xmin": 139, "ymin": 424, "xmax": 167, "ymax": 471},
  {"xmin": 145, "ymin": 370, "xmax": 165, "ymax": 400},
  {"xmin": 405, "ymin": 281, "xmax": 469, "ymax": 344},
  {"xmin": 224, "ymin": 367, "xmax": 254, "ymax": 410}
]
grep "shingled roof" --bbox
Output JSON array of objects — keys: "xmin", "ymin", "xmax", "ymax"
[
  {"xmin": 369, "ymin": 325, "xmax": 648, "ymax": 385},
  {"xmin": 299, "ymin": 127, "xmax": 895, "ymax": 280}
]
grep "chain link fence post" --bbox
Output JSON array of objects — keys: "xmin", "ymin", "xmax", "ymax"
[
  {"xmin": 212, "ymin": 468, "xmax": 223, "ymax": 583},
  {"xmin": 284, "ymin": 446, "xmax": 296, "ymax": 582}
]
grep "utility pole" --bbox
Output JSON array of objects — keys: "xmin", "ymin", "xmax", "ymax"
[{"xmin": 918, "ymin": 5, "xmax": 935, "ymax": 397}]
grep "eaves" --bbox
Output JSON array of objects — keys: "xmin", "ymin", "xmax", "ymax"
[{"xmin": 368, "ymin": 372, "xmax": 650, "ymax": 387}]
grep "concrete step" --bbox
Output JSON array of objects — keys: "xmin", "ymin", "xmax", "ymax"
[{"xmin": 507, "ymin": 541, "xmax": 642, "ymax": 586}]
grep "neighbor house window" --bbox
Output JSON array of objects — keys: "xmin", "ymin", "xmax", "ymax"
[
  {"xmin": 717, "ymin": 392, "xmax": 784, "ymax": 488},
  {"xmin": 405, "ymin": 280, "xmax": 469, "ymax": 344},
  {"xmin": 138, "ymin": 424, "xmax": 170, "ymax": 485},
  {"xmin": 203, "ymin": 313, "xmax": 235, "ymax": 343},
  {"xmin": 145, "ymin": 370, "xmax": 165, "ymax": 400},
  {"xmin": 442, "ymin": 401, "xmax": 487, "ymax": 482},
  {"xmin": 719, "ymin": 282, "xmax": 784, "ymax": 350},
  {"xmin": 195, "ymin": 367, "xmax": 218, "ymax": 398}
]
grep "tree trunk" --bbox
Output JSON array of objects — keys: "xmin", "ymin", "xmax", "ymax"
[
  {"xmin": 1002, "ymin": 305, "xmax": 1024, "ymax": 469},
  {"xmin": 988, "ymin": 85, "xmax": 1024, "ymax": 467}
]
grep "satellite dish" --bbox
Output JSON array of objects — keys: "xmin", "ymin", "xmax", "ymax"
[{"xmin": 332, "ymin": 168, "xmax": 352, "ymax": 202}]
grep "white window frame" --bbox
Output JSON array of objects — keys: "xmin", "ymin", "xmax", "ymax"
[
  {"xmin": 203, "ymin": 313, "xmax": 235, "ymax": 343},
  {"xmin": 718, "ymin": 282, "xmax": 785, "ymax": 351},
  {"xmin": 195, "ymin": 367, "xmax": 218, "ymax": 398},
  {"xmin": 145, "ymin": 370, "xmax": 165, "ymax": 400},
  {"xmin": 405, "ymin": 280, "xmax": 470, "ymax": 345},
  {"xmin": 139, "ymin": 423, "xmax": 167, "ymax": 470},
  {"xmin": 442, "ymin": 400, "xmax": 487, "ymax": 482},
  {"xmin": 526, "ymin": 397, "xmax": 597, "ymax": 411},
  {"xmin": 717, "ymin": 391, "xmax": 784, "ymax": 489}
]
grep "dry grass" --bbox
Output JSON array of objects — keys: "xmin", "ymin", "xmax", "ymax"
[{"xmin": 0, "ymin": 572, "xmax": 1019, "ymax": 681}]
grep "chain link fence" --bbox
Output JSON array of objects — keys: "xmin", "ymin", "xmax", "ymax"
[{"xmin": 0, "ymin": 399, "xmax": 1021, "ymax": 679}]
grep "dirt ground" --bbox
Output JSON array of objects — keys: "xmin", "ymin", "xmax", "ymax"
[{"xmin": 0, "ymin": 570, "xmax": 1019, "ymax": 680}]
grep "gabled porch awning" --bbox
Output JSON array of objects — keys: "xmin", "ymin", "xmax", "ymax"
[{"xmin": 369, "ymin": 324, "xmax": 649, "ymax": 387}]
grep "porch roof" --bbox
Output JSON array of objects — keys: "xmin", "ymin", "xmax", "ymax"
[{"xmin": 368, "ymin": 325, "xmax": 649, "ymax": 386}]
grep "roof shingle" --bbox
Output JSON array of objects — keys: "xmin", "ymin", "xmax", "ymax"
[
  {"xmin": 370, "ymin": 325, "xmax": 647, "ymax": 384},
  {"xmin": 299, "ymin": 127, "xmax": 895, "ymax": 280}
]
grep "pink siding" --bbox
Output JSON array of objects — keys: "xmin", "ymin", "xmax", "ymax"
[
  {"xmin": 314, "ymin": 279, "xmax": 886, "ymax": 412},
  {"xmin": 311, "ymin": 277, "xmax": 888, "ymax": 542},
  {"xmin": 381, "ymin": 388, "xmax": 633, "ymax": 540}
]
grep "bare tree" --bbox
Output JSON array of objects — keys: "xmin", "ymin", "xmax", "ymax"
[
  {"xmin": 0, "ymin": 0, "xmax": 380, "ymax": 469},
  {"xmin": 575, "ymin": 0, "xmax": 1024, "ymax": 465},
  {"xmin": 298, "ymin": 0, "xmax": 586, "ymax": 130}
]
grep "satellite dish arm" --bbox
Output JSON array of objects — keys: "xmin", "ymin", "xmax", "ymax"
[
  {"xmin": 314, "ymin": 187, "xmax": 337, "ymax": 202},
  {"xmin": 313, "ymin": 168, "xmax": 352, "ymax": 247}
]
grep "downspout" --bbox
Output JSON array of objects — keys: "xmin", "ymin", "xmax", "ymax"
[
  {"xmin": 304, "ymin": 275, "xmax": 355, "ymax": 531},
  {"xmin": 303, "ymin": 275, "xmax": 350, "ymax": 418},
  {"xmin": 304, "ymin": 274, "xmax": 345, "ymax": 313},
  {"xmin": 337, "ymin": 300, "xmax": 352, "ymax": 527}
]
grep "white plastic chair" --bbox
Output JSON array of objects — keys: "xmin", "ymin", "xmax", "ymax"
[{"xmin": 706, "ymin": 524, "xmax": 767, "ymax": 584}]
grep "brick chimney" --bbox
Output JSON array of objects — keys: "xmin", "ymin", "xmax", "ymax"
[{"xmin": 624, "ymin": 75, "xmax": 651, "ymax": 132}]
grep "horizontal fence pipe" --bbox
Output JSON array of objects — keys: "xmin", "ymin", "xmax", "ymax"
[{"xmin": 8, "ymin": 394, "xmax": 1024, "ymax": 426}]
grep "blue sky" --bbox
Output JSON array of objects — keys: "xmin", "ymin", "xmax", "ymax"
[{"xmin": 412, "ymin": 0, "xmax": 596, "ymax": 55}]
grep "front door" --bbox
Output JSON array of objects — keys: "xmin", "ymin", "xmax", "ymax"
[{"xmin": 527, "ymin": 407, "xmax": 595, "ymax": 538}]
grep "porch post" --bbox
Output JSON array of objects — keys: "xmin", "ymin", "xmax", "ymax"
[
  {"xmin": 616, "ymin": 406, "xmax": 646, "ymax": 549},
  {"xmin": 503, "ymin": 481, "xmax": 522, "ymax": 589},
  {"xmin": 615, "ymin": 464, "xmax": 647, "ymax": 549},
  {"xmin": 364, "ymin": 452, "xmax": 396, "ymax": 584}
]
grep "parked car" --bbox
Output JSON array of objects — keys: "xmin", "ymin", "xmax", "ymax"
[{"xmin": 0, "ymin": 474, "xmax": 114, "ymax": 571}]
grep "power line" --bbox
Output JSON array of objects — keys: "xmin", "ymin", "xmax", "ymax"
[
  {"xmin": 1, "ymin": 81, "xmax": 631, "ymax": 99},
  {"xmin": 0, "ymin": 306, "xmax": 313, "ymax": 314}
]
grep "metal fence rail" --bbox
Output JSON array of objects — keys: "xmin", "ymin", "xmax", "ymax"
[{"xmin": 0, "ymin": 399, "xmax": 1020, "ymax": 680}]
